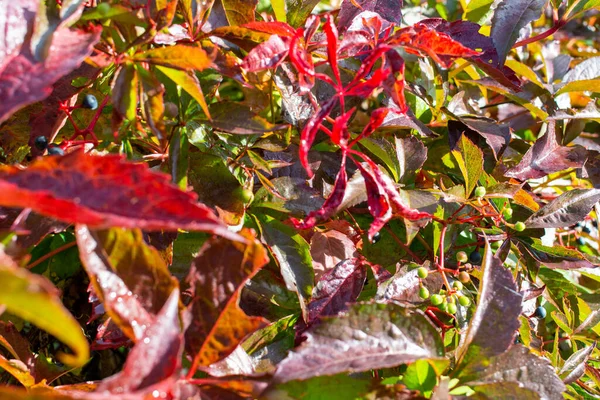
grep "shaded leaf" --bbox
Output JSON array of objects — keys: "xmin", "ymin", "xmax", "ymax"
[
  {"xmin": 395, "ymin": 136, "xmax": 428, "ymax": 184},
  {"xmin": 505, "ymin": 122, "xmax": 587, "ymax": 180},
  {"xmin": 376, "ymin": 264, "xmax": 444, "ymax": 303},
  {"xmin": 517, "ymin": 238, "xmax": 598, "ymax": 269},
  {"xmin": 203, "ymin": 102, "xmax": 287, "ymax": 134},
  {"xmin": 454, "ymin": 243, "xmax": 523, "ymax": 380},
  {"xmin": 286, "ymin": 0, "xmax": 321, "ymax": 27},
  {"xmin": 491, "ymin": 0, "xmax": 546, "ymax": 64},
  {"xmin": 337, "ymin": 0, "xmax": 403, "ymax": 32},
  {"xmin": 185, "ymin": 229, "xmax": 269, "ymax": 370},
  {"xmin": 449, "ymin": 118, "xmax": 511, "ymax": 160},
  {"xmin": 0, "ymin": 251, "xmax": 89, "ymax": 367},
  {"xmin": 274, "ymin": 302, "xmax": 444, "ymax": 382},
  {"xmin": 111, "ymin": 64, "xmax": 138, "ymax": 121},
  {"xmin": 0, "ymin": 151, "xmax": 235, "ymax": 239},
  {"xmin": 222, "ymin": 0, "xmax": 257, "ymax": 25}
]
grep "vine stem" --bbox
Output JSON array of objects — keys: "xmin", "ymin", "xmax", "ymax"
[
  {"xmin": 26, "ymin": 241, "xmax": 77, "ymax": 270},
  {"xmin": 437, "ymin": 224, "xmax": 452, "ymax": 290},
  {"xmin": 513, "ymin": 10, "xmax": 565, "ymax": 49}
]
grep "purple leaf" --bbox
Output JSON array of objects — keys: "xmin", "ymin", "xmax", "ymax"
[
  {"xmin": 310, "ymin": 229, "xmax": 359, "ymax": 281},
  {"xmin": 337, "ymin": 0, "xmax": 403, "ymax": 32},
  {"xmin": 274, "ymin": 302, "xmax": 444, "ymax": 382},
  {"xmin": 524, "ymin": 189, "xmax": 600, "ymax": 229},
  {"xmin": 308, "ymin": 258, "xmax": 366, "ymax": 323},
  {"xmin": 0, "ymin": 1, "xmax": 101, "ymax": 123},
  {"xmin": 455, "ymin": 242, "xmax": 523, "ymax": 380},
  {"xmin": 505, "ymin": 121, "xmax": 588, "ymax": 180}
]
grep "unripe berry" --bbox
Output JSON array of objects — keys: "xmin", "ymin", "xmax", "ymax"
[
  {"xmin": 458, "ymin": 271, "xmax": 470, "ymax": 283},
  {"xmin": 97, "ymin": 2, "xmax": 111, "ymax": 16},
  {"xmin": 447, "ymin": 303, "xmax": 457, "ymax": 314},
  {"xmin": 514, "ymin": 221, "xmax": 526, "ymax": 232},
  {"xmin": 456, "ymin": 251, "xmax": 468, "ymax": 263},
  {"xmin": 418, "ymin": 286, "xmax": 430, "ymax": 300},
  {"xmin": 502, "ymin": 207, "xmax": 513, "ymax": 219},
  {"xmin": 474, "ymin": 186, "xmax": 486, "ymax": 198},
  {"xmin": 452, "ymin": 281, "xmax": 463, "ymax": 291},
  {"xmin": 417, "ymin": 267, "xmax": 428, "ymax": 279},
  {"xmin": 430, "ymin": 294, "xmax": 444, "ymax": 306},
  {"xmin": 458, "ymin": 296, "xmax": 471, "ymax": 307}
]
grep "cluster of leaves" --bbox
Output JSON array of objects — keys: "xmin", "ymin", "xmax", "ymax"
[{"xmin": 1, "ymin": 0, "xmax": 600, "ymax": 398}]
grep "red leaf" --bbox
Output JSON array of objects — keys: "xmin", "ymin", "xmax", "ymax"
[
  {"xmin": 0, "ymin": 1, "xmax": 101, "ymax": 123},
  {"xmin": 352, "ymin": 160, "xmax": 392, "ymax": 240},
  {"xmin": 382, "ymin": 50, "xmax": 408, "ymax": 112},
  {"xmin": 390, "ymin": 22, "xmax": 480, "ymax": 68},
  {"xmin": 76, "ymin": 226, "xmax": 155, "ymax": 342},
  {"xmin": 323, "ymin": 15, "xmax": 341, "ymax": 85},
  {"xmin": 350, "ymin": 107, "xmax": 389, "ymax": 145},
  {"xmin": 337, "ymin": 0, "xmax": 403, "ymax": 33},
  {"xmin": 242, "ymin": 21, "xmax": 296, "ymax": 37},
  {"xmin": 97, "ymin": 289, "xmax": 183, "ymax": 394},
  {"xmin": 0, "ymin": 151, "xmax": 237, "ymax": 240},
  {"xmin": 308, "ymin": 258, "xmax": 366, "ymax": 324},
  {"xmin": 185, "ymin": 229, "xmax": 269, "ymax": 373},
  {"xmin": 299, "ymin": 98, "xmax": 336, "ymax": 177},
  {"xmin": 345, "ymin": 66, "xmax": 390, "ymax": 97},
  {"xmin": 240, "ymin": 35, "xmax": 290, "ymax": 72},
  {"xmin": 331, "ymin": 108, "xmax": 355, "ymax": 145}
]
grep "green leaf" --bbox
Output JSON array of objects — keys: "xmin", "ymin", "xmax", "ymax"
[
  {"xmin": 451, "ymin": 134, "xmax": 484, "ymax": 198},
  {"xmin": 222, "ymin": 0, "xmax": 257, "ymax": 25},
  {"xmin": 556, "ymin": 79, "xmax": 600, "ymax": 95},
  {"xmin": 254, "ymin": 214, "xmax": 314, "ymax": 322},
  {"xmin": 133, "ymin": 45, "xmax": 212, "ymax": 71},
  {"xmin": 567, "ymin": 0, "xmax": 600, "ymax": 20},
  {"xmin": 202, "ymin": 102, "xmax": 287, "ymax": 134},
  {"xmin": 266, "ymin": 373, "xmax": 372, "ymax": 399},
  {"xmin": 111, "ymin": 64, "xmax": 138, "ymax": 121},
  {"xmin": 0, "ymin": 254, "xmax": 89, "ymax": 367},
  {"xmin": 156, "ymin": 66, "xmax": 211, "ymax": 119},
  {"xmin": 403, "ymin": 359, "xmax": 439, "ymax": 393},
  {"xmin": 286, "ymin": 0, "xmax": 320, "ymax": 27}
]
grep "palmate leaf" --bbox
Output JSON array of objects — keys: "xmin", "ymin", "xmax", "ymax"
[
  {"xmin": 274, "ymin": 302, "xmax": 444, "ymax": 382},
  {"xmin": 0, "ymin": 151, "xmax": 238, "ymax": 240}
]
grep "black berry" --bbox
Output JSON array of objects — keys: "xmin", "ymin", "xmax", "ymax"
[
  {"xmin": 582, "ymin": 226, "xmax": 591, "ymax": 234},
  {"xmin": 47, "ymin": 146, "xmax": 65, "ymax": 156},
  {"xmin": 370, "ymin": 231, "xmax": 381, "ymax": 244},
  {"xmin": 534, "ymin": 306, "xmax": 547, "ymax": 319},
  {"xmin": 82, "ymin": 94, "xmax": 99, "ymax": 110},
  {"xmin": 469, "ymin": 250, "xmax": 482, "ymax": 264},
  {"xmin": 593, "ymin": 220, "xmax": 598, "ymax": 228},
  {"xmin": 34, "ymin": 136, "xmax": 48, "ymax": 151}
]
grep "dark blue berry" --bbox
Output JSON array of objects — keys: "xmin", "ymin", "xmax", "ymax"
[
  {"xmin": 534, "ymin": 306, "xmax": 546, "ymax": 319},
  {"xmin": 593, "ymin": 220, "xmax": 598, "ymax": 228},
  {"xmin": 82, "ymin": 94, "xmax": 98, "ymax": 110},
  {"xmin": 469, "ymin": 250, "xmax": 482, "ymax": 264},
  {"xmin": 577, "ymin": 237, "xmax": 585, "ymax": 246},
  {"xmin": 47, "ymin": 146, "xmax": 65, "ymax": 156},
  {"xmin": 370, "ymin": 231, "xmax": 381, "ymax": 244},
  {"xmin": 582, "ymin": 226, "xmax": 591, "ymax": 234},
  {"xmin": 34, "ymin": 136, "xmax": 48, "ymax": 151}
]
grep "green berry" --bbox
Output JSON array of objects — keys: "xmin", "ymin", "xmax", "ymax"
[
  {"xmin": 447, "ymin": 303, "xmax": 458, "ymax": 314},
  {"xmin": 474, "ymin": 186, "xmax": 486, "ymax": 198},
  {"xmin": 456, "ymin": 251, "xmax": 468, "ymax": 263},
  {"xmin": 534, "ymin": 306, "xmax": 547, "ymax": 319},
  {"xmin": 469, "ymin": 250, "xmax": 482, "ymax": 264},
  {"xmin": 97, "ymin": 2, "xmax": 111, "ymax": 16},
  {"xmin": 458, "ymin": 296, "xmax": 471, "ymax": 307},
  {"xmin": 232, "ymin": 187, "xmax": 253, "ymax": 204},
  {"xmin": 438, "ymin": 301, "xmax": 448, "ymax": 312},
  {"xmin": 452, "ymin": 281, "xmax": 463, "ymax": 291},
  {"xmin": 502, "ymin": 207, "xmax": 513, "ymax": 219},
  {"xmin": 419, "ymin": 286, "xmax": 430, "ymax": 299},
  {"xmin": 417, "ymin": 267, "xmax": 428, "ymax": 279},
  {"xmin": 458, "ymin": 271, "xmax": 470, "ymax": 283},
  {"xmin": 514, "ymin": 221, "xmax": 526, "ymax": 232},
  {"xmin": 447, "ymin": 295, "xmax": 456, "ymax": 304},
  {"xmin": 430, "ymin": 294, "xmax": 444, "ymax": 306}
]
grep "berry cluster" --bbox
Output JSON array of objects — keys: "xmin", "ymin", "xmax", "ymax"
[{"xmin": 416, "ymin": 263, "xmax": 472, "ymax": 315}]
